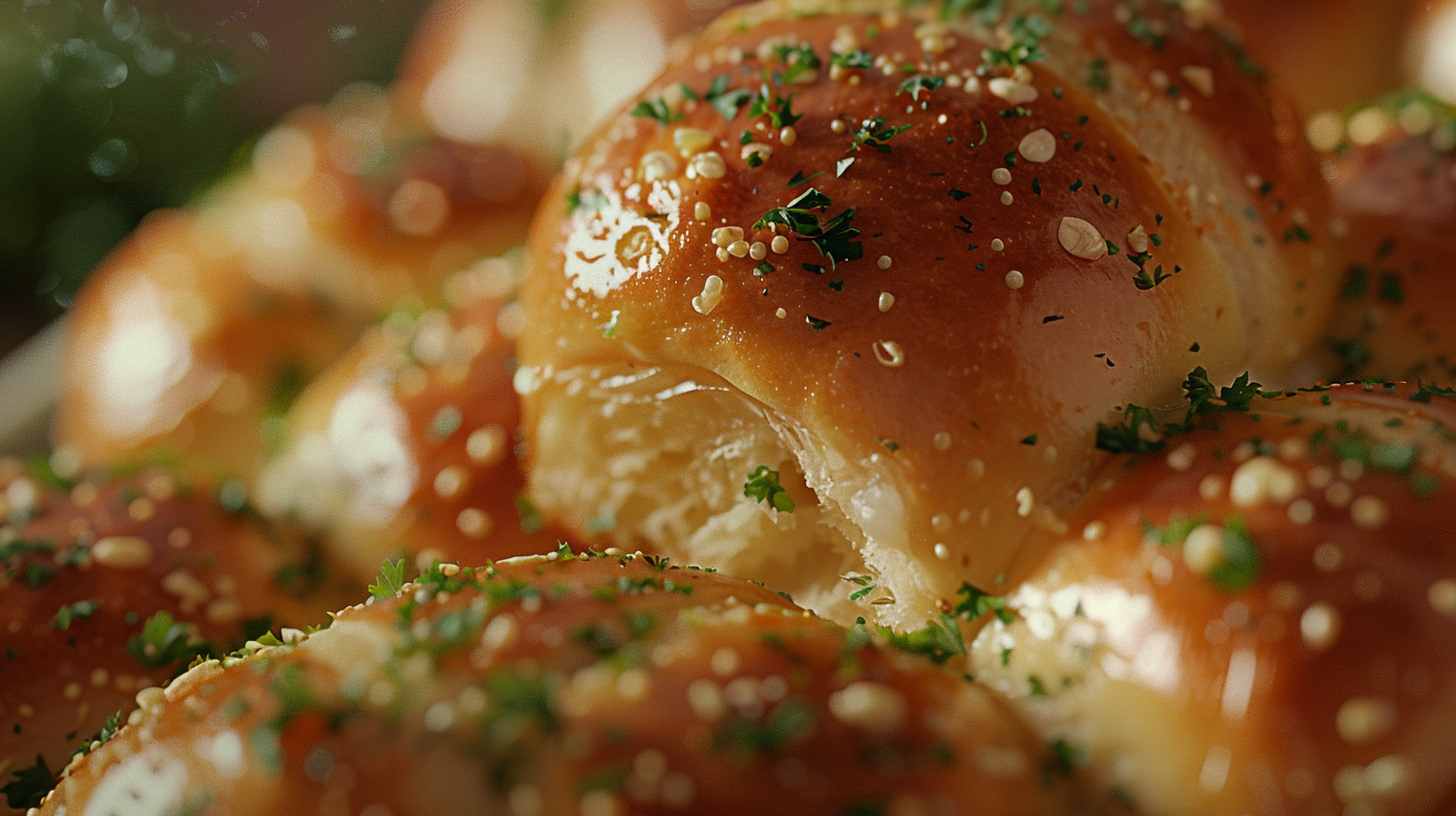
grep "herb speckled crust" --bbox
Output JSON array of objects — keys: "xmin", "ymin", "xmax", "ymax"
[
  {"xmin": 39, "ymin": 554, "xmax": 1076, "ymax": 816},
  {"xmin": 518, "ymin": 0, "xmax": 1337, "ymax": 633},
  {"xmin": 971, "ymin": 381, "xmax": 1456, "ymax": 816}
]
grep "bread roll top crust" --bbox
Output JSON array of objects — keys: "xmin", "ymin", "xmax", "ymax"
[
  {"xmin": 520, "ymin": 0, "xmax": 1335, "ymax": 629},
  {"xmin": 39, "ymin": 554, "xmax": 1075, "ymax": 816},
  {"xmin": 971, "ymin": 381, "xmax": 1456, "ymax": 815}
]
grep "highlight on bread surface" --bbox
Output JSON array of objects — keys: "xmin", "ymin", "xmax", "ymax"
[
  {"xmin": 255, "ymin": 255, "xmax": 568, "ymax": 581},
  {"xmin": 36, "ymin": 554, "xmax": 1079, "ymax": 816},
  {"xmin": 970, "ymin": 381, "xmax": 1456, "ymax": 816},
  {"xmin": 517, "ymin": 0, "xmax": 1338, "ymax": 631},
  {"xmin": 53, "ymin": 89, "xmax": 552, "ymax": 487}
]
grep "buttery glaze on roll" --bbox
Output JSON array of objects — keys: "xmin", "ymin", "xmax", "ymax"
[
  {"xmin": 39, "ymin": 554, "xmax": 1077, "ymax": 816},
  {"xmin": 255, "ymin": 256, "xmax": 567, "ymax": 580},
  {"xmin": 0, "ymin": 460, "xmax": 348, "ymax": 806},
  {"xmin": 1309, "ymin": 93, "xmax": 1456, "ymax": 383},
  {"xmin": 517, "ymin": 0, "xmax": 1337, "ymax": 628},
  {"xmin": 55, "ymin": 89, "xmax": 549, "ymax": 484},
  {"xmin": 969, "ymin": 381, "xmax": 1456, "ymax": 816}
]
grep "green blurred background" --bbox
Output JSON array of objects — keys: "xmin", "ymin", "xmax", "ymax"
[{"xmin": 0, "ymin": 0, "xmax": 434, "ymax": 355}]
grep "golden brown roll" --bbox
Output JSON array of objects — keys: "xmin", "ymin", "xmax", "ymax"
[
  {"xmin": 1308, "ymin": 92, "xmax": 1456, "ymax": 383},
  {"xmin": 968, "ymin": 381, "xmax": 1456, "ymax": 816},
  {"xmin": 55, "ymin": 91, "xmax": 548, "ymax": 484},
  {"xmin": 1217, "ymin": 0, "xmax": 1412, "ymax": 116},
  {"xmin": 255, "ymin": 257, "xmax": 567, "ymax": 580},
  {"xmin": 517, "ymin": 0, "xmax": 1337, "ymax": 629},
  {"xmin": 0, "ymin": 460, "xmax": 349, "ymax": 808},
  {"xmin": 38, "ymin": 554, "xmax": 1078, "ymax": 816}
]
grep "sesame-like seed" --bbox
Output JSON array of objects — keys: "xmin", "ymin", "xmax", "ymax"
[
  {"xmin": 741, "ymin": 142, "xmax": 772, "ymax": 164},
  {"xmin": 1428, "ymin": 579, "xmax": 1456, "ymax": 617},
  {"xmin": 694, "ymin": 201, "xmax": 711, "ymax": 221},
  {"xmin": 687, "ymin": 679, "xmax": 726, "ymax": 721},
  {"xmin": 775, "ymin": 308, "xmax": 787, "ymax": 319},
  {"xmin": 467, "ymin": 425, "xmax": 508, "ymax": 466},
  {"xmin": 1166, "ymin": 443, "xmax": 1197, "ymax": 472},
  {"xmin": 1004, "ymin": 270, "xmax": 1024, "ymax": 289},
  {"xmin": 931, "ymin": 513, "xmax": 952, "ymax": 534},
  {"xmin": 674, "ymin": 127, "xmax": 715, "ymax": 157},
  {"xmin": 1018, "ymin": 128, "xmax": 1056, "ymax": 163},
  {"xmin": 640, "ymin": 150, "xmax": 678, "ymax": 182},
  {"xmin": 968, "ymin": 458, "xmax": 986, "ymax": 478},
  {"xmin": 1350, "ymin": 496, "xmax": 1388, "ymax": 530},
  {"xmin": 933, "ymin": 543, "xmax": 950, "ymax": 560},
  {"xmin": 991, "ymin": 238, "xmax": 1005, "ymax": 252},
  {"xmin": 932, "ymin": 431, "xmax": 952, "ymax": 451},
  {"xmin": 1365, "ymin": 755, "xmax": 1413, "ymax": 797},
  {"xmin": 1300, "ymin": 602, "xmax": 1340, "ymax": 651},
  {"xmin": 771, "ymin": 235, "xmax": 789, "ymax": 254},
  {"xmin": 873, "ymin": 340, "xmax": 905, "ymax": 367},
  {"xmin": 692, "ymin": 275, "xmax": 725, "ymax": 315},
  {"xmin": 779, "ymin": 126, "xmax": 798, "ymax": 146},
  {"xmin": 877, "ymin": 255, "xmax": 892, "ymax": 269},
  {"xmin": 987, "ymin": 77, "xmax": 1037, "ymax": 103},
  {"xmin": 92, "ymin": 536, "xmax": 154, "ymax": 570},
  {"xmin": 1230, "ymin": 457, "xmax": 1301, "ymax": 507},
  {"xmin": 992, "ymin": 167, "xmax": 1012, "ymax": 185},
  {"xmin": 90, "ymin": 668, "xmax": 109, "ymax": 688},
  {"xmin": 1148, "ymin": 69, "xmax": 1170, "ymax": 90},
  {"xmin": 1306, "ymin": 110, "xmax": 1345, "ymax": 152},
  {"xmin": 64, "ymin": 682, "xmax": 81, "ymax": 701},
  {"xmin": 710, "ymin": 647, "xmax": 740, "ymax": 676},
  {"xmin": 1126, "ymin": 225, "xmax": 1150, "ymax": 253},
  {"xmin": 1183, "ymin": 525, "xmax": 1225, "ymax": 575},
  {"xmin": 1082, "ymin": 521, "xmax": 1106, "ymax": 541},
  {"xmin": 1287, "ymin": 499, "xmax": 1316, "ymax": 525},
  {"xmin": 1336, "ymin": 697, "xmax": 1397, "ymax": 745},
  {"xmin": 749, "ymin": 242, "xmax": 767, "ymax": 260},
  {"xmin": 831, "ymin": 119, "xmax": 847, "ymax": 134},
  {"xmin": 715, "ymin": 247, "xmax": 730, "ymax": 262},
  {"xmin": 711, "ymin": 226, "xmax": 744, "ymax": 247},
  {"xmin": 1306, "ymin": 465, "xmax": 1334, "ymax": 489},
  {"xmin": 168, "ymin": 527, "xmax": 192, "ymax": 549},
  {"xmin": 1348, "ymin": 107, "xmax": 1394, "ymax": 146},
  {"xmin": 456, "ymin": 508, "xmax": 493, "ymax": 538},
  {"xmin": 434, "ymin": 466, "xmax": 469, "ymax": 499},
  {"xmin": 878, "ymin": 292, "xmax": 895, "ymax": 312},
  {"xmin": 828, "ymin": 681, "xmax": 907, "ymax": 734},
  {"xmin": 1015, "ymin": 487, "xmax": 1034, "ymax": 517},
  {"xmin": 727, "ymin": 240, "xmax": 750, "ymax": 258},
  {"xmin": 1058, "ymin": 217, "xmax": 1107, "ymax": 260},
  {"xmin": 690, "ymin": 151, "xmax": 727, "ymax": 179}
]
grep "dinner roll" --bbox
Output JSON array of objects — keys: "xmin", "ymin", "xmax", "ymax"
[
  {"xmin": 395, "ymin": 0, "xmax": 746, "ymax": 158},
  {"xmin": 38, "ymin": 554, "xmax": 1077, "ymax": 816},
  {"xmin": 1217, "ymin": 0, "xmax": 1411, "ymax": 116},
  {"xmin": 255, "ymin": 256, "xmax": 567, "ymax": 580},
  {"xmin": 969, "ymin": 381, "xmax": 1456, "ymax": 816},
  {"xmin": 517, "ymin": 0, "xmax": 1337, "ymax": 629},
  {"xmin": 1309, "ymin": 92, "xmax": 1456, "ymax": 383},
  {"xmin": 0, "ymin": 460, "xmax": 348, "ymax": 807},
  {"xmin": 55, "ymin": 87, "xmax": 549, "ymax": 484}
]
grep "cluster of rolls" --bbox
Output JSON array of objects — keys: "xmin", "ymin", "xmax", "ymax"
[{"xmin": 8, "ymin": 0, "xmax": 1456, "ymax": 814}]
